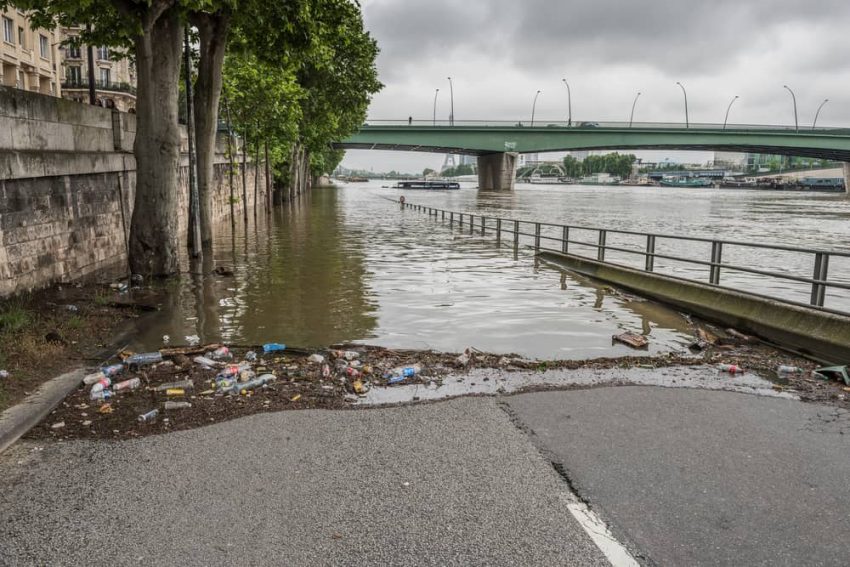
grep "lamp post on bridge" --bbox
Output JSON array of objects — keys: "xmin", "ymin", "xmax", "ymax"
[
  {"xmin": 433, "ymin": 88, "xmax": 439, "ymax": 126},
  {"xmin": 723, "ymin": 95, "xmax": 739, "ymax": 130},
  {"xmin": 447, "ymin": 77, "xmax": 454, "ymax": 126},
  {"xmin": 676, "ymin": 81, "xmax": 689, "ymax": 128},
  {"xmin": 783, "ymin": 85, "xmax": 798, "ymax": 133},
  {"xmin": 812, "ymin": 98, "xmax": 829, "ymax": 130},
  {"xmin": 629, "ymin": 91, "xmax": 641, "ymax": 128},
  {"xmin": 561, "ymin": 78, "xmax": 572, "ymax": 126},
  {"xmin": 531, "ymin": 90, "xmax": 542, "ymax": 127}
]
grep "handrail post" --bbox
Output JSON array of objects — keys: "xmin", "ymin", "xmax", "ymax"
[
  {"xmin": 709, "ymin": 241, "xmax": 723, "ymax": 285},
  {"xmin": 561, "ymin": 226, "xmax": 569, "ymax": 254},
  {"xmin": 459, "ymin": 213, "xmax": 463, "ymax": 227},
  {"xmin": 450, "ymin": 212, "xmax": 454, "ymax": 227},
  {"xmin": 496, "ymin": 218, "xmax": 501, "ymax": 245},
  {"xmin": 645, "ymin": 235, "xmax": 656, "ymax": 272},
  {"xmin": 597, "ymin": 229, "xmax": 607, "ymax": 261},
  {"xmin": 480, "ymin": 215, "xmax": 485, "ymax": 235},
  {"xmin": 469, "ymin": 214, "xmax": 474, "ymax": 233},
  {"xmin": 513, "ymin": 220, "xmax": 520, "ymax": 250},
  {"xmin": 441, "ymin": 210, "xmax": 445, "ymax": 221},
  {"xmin": 534, "ymin": 223, "xmax": 541, "ymax": 251},
  {"xmin": 811, "ymin": 253, "xmax": 829, "ymax": 307}
]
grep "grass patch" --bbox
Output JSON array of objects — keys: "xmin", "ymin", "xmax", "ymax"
[
  {"xmin": 66, "ymin": 315, "xmax": 84, "ymax": 330},
  {"xmin": 0, "ymin": 303, "xmax": 32, "ymax": 334},
  {"xmin": 93, "ymin": 290, "xmax": 112, "ymax": 306}
]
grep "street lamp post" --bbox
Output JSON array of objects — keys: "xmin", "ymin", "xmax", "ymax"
[
  {"xmin": 531, "ymin": 90, "xmax": 542, "ymax": 127},
  {"xmin": 723, "ymin": 95, "xmax": 739, "ymax": 130},
  {"xmin": 812, "ymin": 98, "xmax": 829, "ymax": 130},
  {"xmin": 783, "ymin": 85, "xmax": 798, "ymax": 132},
  {"xmin": 447, "ymin": 77, "xmax": 454, "ymax": 126},
  {"xmin": 676, "ymin": 81, "xmax": 689, "ymax": 128},
  {"xmin": 629, "ymin": 91, "xmax": 641, "ymax": 128},
  {"xmin": 561, "ymin": 78, "xmax": 572, "ymax": 126},
  {"xmin": 433, "ymin": 88, "xmax": 439, "ymax": 126}
]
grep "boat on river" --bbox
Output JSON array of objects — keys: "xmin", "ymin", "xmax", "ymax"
[
  {"xmin": 659, "ymin": 176, "xmax": 714, "ymax": 188},
  {"xmin": 393, "ymin": 180, "xmax": 460, "ymax": 190}
]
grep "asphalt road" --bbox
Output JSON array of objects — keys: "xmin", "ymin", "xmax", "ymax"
[
  {"xmin": 0, "ymin": 398, "xmax": 608, "ymax": 566},
  {"xmin": 504, "ymin": 387, "xmax": 850, "ymax": 566}
]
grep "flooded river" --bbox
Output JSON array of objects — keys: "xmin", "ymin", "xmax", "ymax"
[{"xmin": 131, "ymin": 182, "xmax": 850, "ymax": 359}]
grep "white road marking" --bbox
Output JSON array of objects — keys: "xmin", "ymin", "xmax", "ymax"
[{"xmin": 560, "ymin": 494, "xmax": 641, "ymax": 566}]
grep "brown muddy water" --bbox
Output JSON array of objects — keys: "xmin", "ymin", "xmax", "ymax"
[{"xmin": 127, "ymin": 182, "xmax": 850, "ymax": 359}]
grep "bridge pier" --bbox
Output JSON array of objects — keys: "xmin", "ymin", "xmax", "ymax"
[
  {"xmin": 844, "ymin": 163, "xmax": 850, "ymax": 195},
  {"xmin": 477, "ymin": 152, "xmax": 518, "ymax": 191}
]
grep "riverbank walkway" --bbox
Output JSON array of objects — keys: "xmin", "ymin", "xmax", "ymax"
[{"xmin": 2, "ymin": 369, "xmax": 849, "ymax": 565}]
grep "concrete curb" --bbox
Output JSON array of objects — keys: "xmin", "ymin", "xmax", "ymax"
[{"xmin": 0, "ymin": 368, "xmax": 86, "ymax": 454}]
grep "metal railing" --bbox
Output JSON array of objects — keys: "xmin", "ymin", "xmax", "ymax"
[
  {"xmin": 401, "ymin": 202, "xmax": 850, "ymax": 316},
  {"xmin": 62, "ymin": 79, "xmax": 137, "ymax": 96},
  {"xmin": 363, "ymin": 119, "xmax": 850, "ymax": 134}
]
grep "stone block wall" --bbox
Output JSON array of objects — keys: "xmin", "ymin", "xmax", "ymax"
[{"xmin": 0, "ymin": 86, "xmax": 266, "ymax": 297}]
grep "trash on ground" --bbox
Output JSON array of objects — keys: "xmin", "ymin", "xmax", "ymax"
[
  {"xmin": 0, "ymin": 370, "xmax": 9, "ymax": 380},
  {"xmin": 456, "ymin": 347, "xmax": 474, "ymax": 366},
  {"xmin": 777, "ymin": 365, "xmax": 803, "ymax": 375},
  {"xmin": 612, "ymin": 332, "xmax": 649, "ymax": 349},
  {"xmin": 307, "ymin": 354, "xmax": 325, "ymax": 364},
  {"xmin": 386, "ymin": 364, "xmax": 422, "ymax": 385},
  {"xmin": 164, "ymin": 401, "xmax": 192, "ymax": 410},
  {"xmin": 154, "ymin": 379, "xmax": 194, "ymax": 391},
  {"xmin": 138, "ymin": 409, "xmax": 159, "ymax": 423},
  {"xmin": 718, "ymin": 363, "xmax": 745, "ymax": 374},
  {"xmin": 50, "ymin": 421, "xmax": 65, "ymax": 429},
  {"xmin": 813, "ymin": 365, "xmax": 850, "ymax": 386},
  {"xmin": 125, "ymin": 352, "xmax": 163, "ymax": 366},
  {"xmin": 263, "ymin": 343, "xmax": 286, "ymax": 354}
]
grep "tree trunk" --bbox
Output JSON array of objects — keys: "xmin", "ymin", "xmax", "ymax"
[
  {"xmin": 253, "ymin": 129, "xmax": 260, "ymax": 218},
  {"xmin": 192, "ymin": 11, "xmax": 231, "ymax": 247},
  {"xmin": 129, "ymin": 5, "xmax": 183, "ymax": 276},
  {"xmin": 264, "ymin": 142, "xmax": 271, "ymax": 212},
  {"xmin": 241, "ymin": 130, "xmax": 248, "ymax": 221},
  {"xmin": 223, "ymin": 94, "xmax": 236, "ymax": 226}
]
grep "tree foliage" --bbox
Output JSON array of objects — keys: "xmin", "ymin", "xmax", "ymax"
[{"xmin": 564, "ymin": 152, "xmax": 637, "ymax": 179}]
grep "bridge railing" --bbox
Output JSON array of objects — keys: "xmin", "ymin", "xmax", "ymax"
[
  {"xmin": 363, "ymin": 119, "xmax": 850, "ymax": 134},
  {"xmin": 402, "ymin": 202, "xmax": 850, "ymax": 316}
]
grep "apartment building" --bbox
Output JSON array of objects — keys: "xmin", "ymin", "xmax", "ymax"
[
  {"xmin": 0, "ymin": 8, "xmax": 62, "ymax": 96},
  {"xmin": 60, "ymin": 26, "xmax": 136, "ymax": 112}
]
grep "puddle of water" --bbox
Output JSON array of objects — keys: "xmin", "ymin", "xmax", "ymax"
[{"xmin": 358, "ymin": 366, "xmax": 797, "ymax": 406}]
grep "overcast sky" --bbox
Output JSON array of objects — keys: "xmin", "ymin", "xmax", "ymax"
[{"xmin": 342, "ymin": 0, "xmax": 850, "ymax": 173}]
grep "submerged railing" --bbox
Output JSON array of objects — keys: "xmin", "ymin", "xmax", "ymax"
[{"xmin": 402, "ymin": 202, "xmax": 850, "ymax": 316}]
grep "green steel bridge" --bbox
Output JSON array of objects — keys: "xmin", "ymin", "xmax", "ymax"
[{"xmin": 334, "ymin": 120, "xmax": 850, "ymax": 190}]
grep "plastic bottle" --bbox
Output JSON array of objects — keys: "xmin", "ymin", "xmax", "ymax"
[
  {"xmin": 138, "ymin": 409, "xmax": 158, "ymax": 423},
  {"xmin": 718, "ymin": 364, "xmax": 744, "ymax": 374},
  {"xmin": 777, "ymin": 365, "xmax": 803, "ymax": 374},
  {"xmin": 194, "ymin": 356, "xmax": 219, "ymax": 369},
  {"xmin": 217, "ymin": 363, "xmax": 252, "ymax": 380},
  {"xmin": 164, "ymin": 401, "xmax": 192, "ymax": 410},
  {"xmin": 83, "ymin": 371, "xmax": 106, "ymax": 386},
  {"xmin": 345, "ymin": 367, "xmax": 361, "ymax": 378},
  {"xmin": 321, "ymin": 364, "xmax": 331, "ymax": 379},
  {"xmin": 125, "ymin": 352, "xmax": 163, "ymax": 366},
  {"xmin": 90, "ymin": 389, "xmax": 113, "ymax": 401},
  {"xmin": 210, "ymin": 347, "xmax": 232, "ymax": 361},
  {"xmin": 101, "ymin": 364, "xmax": 125, "ymax": 378},
  {"xmin": 307, "ymin": 354, "xmax": 325, "ymax": 364},
  {"xmin": 386, "ymin": 364, "xmax": 422, "ymax": 384},
  {"xmin": 154, "ymin": 379, "xmax": 194, "ymax": 391},
  {"xmin": 113, "ymin": 377, "xmax": 141, "ymax": 392},
  {"xmin": 90, "ymin": 377, "xmax": 111, "ymax": 394},
  {"xmin": 263, "ymin": 343, "xmax": 286, "ymax": 354}
]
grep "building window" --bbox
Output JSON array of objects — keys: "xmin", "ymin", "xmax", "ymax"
[
  {"xmin": 97, "ymin": 46, "xmax": 109, "ymax": 61},
  {"xmin": 18, "ymin": 26, "xmax": 25, "ymax": 49},
  {"xmin": 2, "ymin": 17, "xmax": 13, "ymax": 44},
  {"xmin": 67, "ymin": 66, "xmax": 82, "ymax": 84},
  {"xmin": 99, "ymin": 67, "xmax": 110, "ymax": 86},
  {"xmin": 68, "ymin": 44, "xmax": 81, "ymax": 59},
  {"xmin": 39, "ymin": 34, "xmax": 49, "ymax": 59}
]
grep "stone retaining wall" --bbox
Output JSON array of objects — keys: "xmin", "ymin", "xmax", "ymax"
[{"xmin": 0, "ymin": 86, "xmax": 265, "ymax": 297}]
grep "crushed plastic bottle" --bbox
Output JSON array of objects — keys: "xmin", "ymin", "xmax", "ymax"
[
  {"xmin": 777, "ymin": 365, "xmax": 803, "ymax": 374},
  {"xmin": 89, "ymin": 377, "xmax": 111, "ymax": 394},
  {"xmin": 83, "ymin": 371, "xmax": 106, "ymax": 386},
  {"xmin": 209, "ymin": 346, "xmax": 232, "ymax": 361},
  {"xmin": 263, "ymin": 343, "xmax": 286, "ymax": 354},
  {"xmin": 217, "ymin": 363, "xmax": 252, "ymax": 380},
  {"xmin": 386, "ymin": 364, "xmax": 422, "ymax": 384},
  {"xmin": 307, "ymin": 354, "xmax": 325, "ymax": 364},
  {"xmin": 194, "ymin": 356, "xmax": 219, "ymax": 369},
  {"xmin": 234, "ymin": 374, "xmax": 276, "ymax": 395},
  {"xmin": 138, "ymin": 409, "xmax": 159, "ymax": 423},
  {"xmin": 164, "ymin": 401, "xmax": 192, "ymax": 410},
  {"xmin": 245, "ymin": 351, "xmax": 258, "ymax": 362},
  {"xmin": 125, "ymin": 352, "xmax": 163, "ymax": 366},
  {"xmin": 718, "ymin": 364, "xmax": 745, "ymax": 374},
  {"xmin": 101, "ymin": 364, "xmax": 125, "ymax": 378},
  {"xmin": 90, "ymin": 389, "xmax": 114, "ymax": 402},
  {"xmin": 321, "ymin": 364, "xmax": 331, "ymax": 379},
  {"xmin": 113, "ymin": 377, "xmax": 141, "ymax": 392},
  {"xmin": 154, "ymin": 379, "xmax": 194, "ymax": 391},
  {"xmin": 345, "ymin": 367, "xmax": 361, "ymax": 378}
]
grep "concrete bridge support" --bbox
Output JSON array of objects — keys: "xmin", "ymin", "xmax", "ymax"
[
  {"xmin": 477, "ymin": 152, "xmax": 518, "ymax": 191},
  {"xmin": 844, "ymin": 163, "xmax": 850, "ymax": 195}
]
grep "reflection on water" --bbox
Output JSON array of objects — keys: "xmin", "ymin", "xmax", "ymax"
[{"xmin": 132, "ymin": 182, "xmax": 848, "ymax": 358}]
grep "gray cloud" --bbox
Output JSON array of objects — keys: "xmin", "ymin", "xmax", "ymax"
[{"xmin": 347, "ymin": 0, "xmax": 850, "ymax": 172}]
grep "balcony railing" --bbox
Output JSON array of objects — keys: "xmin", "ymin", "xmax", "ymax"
[{"xmin": 61, "ymin": 79, "xmax": 136, "ymax": 96}]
